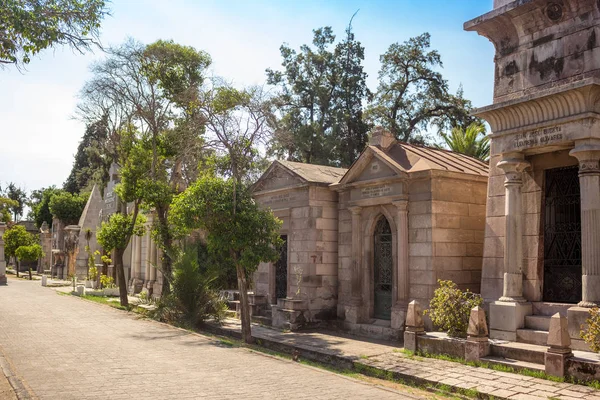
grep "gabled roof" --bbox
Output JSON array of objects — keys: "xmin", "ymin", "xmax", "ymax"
[
  {"xmin": 337, "ymin": 142, "xmax": 489, "ymax": 185},
  {"xmin": 251, "ymin": 160, "xmax": 347, "ymax": 193},
  {"xmin": 276, "ymin": 160, "xmax": 347, "ymax": 184}
]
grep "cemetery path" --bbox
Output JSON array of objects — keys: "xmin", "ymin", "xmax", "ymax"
[{"xmin": 0, "ymin": 277, "xmax": 420, "ymax": 400}]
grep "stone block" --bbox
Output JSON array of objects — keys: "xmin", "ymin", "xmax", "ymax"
[
  {"xmin": 462, "ymin": 257, "xmax": 482, "ymax": 271},
  {"xmin": 466, "ymin": 243, "xmax": 484, "ymax": 257},
  {"xmin": 409, "ymin": 200, "xmax": 431, "ymax": 215},
  {"xmin": 567, "ymin": 306, "xmax": 591, "ymax": 343},
  {"xmin": 460, "ymin": 216, "xmax": 485, "ymax": 230},
  {"xmin": 433, "ymin": 256, "xmax": 462, "ymax": 271},
  {"xmin": 410, "ymin": 228, "xmax": 432, "ymax": 243},
  {"xmin": 41, "ymin": 275, "xmax": 47, "ymax": 286},
  {"xmin": 467, "ymin": 306, "xmax": 488, "ymax": 337},
  {"xmin": 406, "ymin": 300, "xmax": 424, "ymax": 332},
  {"xmin": 291, "ymin": 206, "xmax": 310, "ymax": 219},
  {"xmin": 469, "ymin": 204, "xmax": 486, "ymax": 217},
  {"xmin": 523, "ymin": 279, "xmax": 542, "ymax": 302},
  {"xmin": 316, "ymin": 218, "xmax": 337, "ymax": 231},
  {"xmin": 482, "ymin": 257, "xmax": 504, "ymax": 279},
  {"xmin": 434, "ymin": 214, "xmax": 461, "ymax": 229},
  {"xmin": 545, "ymin": 351, "xmax": 572, "ymax": 378},
  {"xmin": 486, "ymin": 196, "xmax": 506, "ymax": 217},
  {"xmin": 523, "ymin": 235, "xmax": 540, "ymax": 259},
  {"xmin": 465, "ymin": 340, "xmax": 490, "ymax": 362},
  {"xmin": 391, "ymin": 304, "xmax": 407, "ymax": 330},
  {"xmin": 315, "ymin": 263, "xmax": 336, "ymax": 276},
  {"xmin": 409, "ymin": 243, "xmax": 433, "ymax": 257},
  {"xmin": 485, "ymin": 216, "xmax": 505, "ymax": 238},
  {"xmin": 409, "ymin": 270, "xmax": 436, "ymax": 285},
  {"xmin": 404, "ymin": 331, "xmax": 419, "ymax": 352},
  {"xmin": 487, "ymin": 175, "xmax": 505, "ymax": 197},
  {"xmin": 434, "ymin": 242, "xmax": 466, "ymax": 257},
  {"xmin": 344, "ymin": 304, "xmax": 362, "ymax": 324},
  {"xmin": 434, "ymin": 180, "xmax": 474, "ymax": 203},
  {"xmin": 483, "ymin": 237, "xmax": 503, "ymax": 258},
  {"xmin": 409, "ymin": 285, "xmax": 432, "ymax": 300},
  {"xmin": 338, "ymin": 220, "xmax": 352, "ymax": 233},
  {"xmin": 489, "ymin": 301, "xmax": 532, "ymax": 340},
  {"xmin": 523, "ymin": 213, "xmax": 541, "ymax": 236},
  {"xmin": 410, "ymin": 256, "xmax": 432, "ymax": 271},
  {"xmin": 431, "ymin": 201, "xmax": 469, "ymax": 216},
  {"xmin": 409, "ymin": 214, "xmax": 432, "ymax": 229},
  {"xmin": 548, "ymin": 313, "xmax": 571, "ymax": 349},
  {"xmin": 322, "ymin": 230, "xmax": 337, "ymax": 242}
]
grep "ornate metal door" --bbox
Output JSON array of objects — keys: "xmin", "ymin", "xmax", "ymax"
[
  {"xmin": 374, "ymin": 217, "xmax": 393, "ymax": 320},
  {"xmin": 543, "ymin": 166, "xmax": 582, "ymax": 303},
  {"xmin": 275, "ymin": 235, "xmax": 288, "ymax": 300}
]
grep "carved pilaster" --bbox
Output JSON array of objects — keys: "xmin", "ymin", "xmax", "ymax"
[
  {"xmin": 348, "ymin": 206, "xmax": 363, "ymax": 304},
  {"xmin": 570, "ymin": 144, "xmax": 600, "ymax": 307}
]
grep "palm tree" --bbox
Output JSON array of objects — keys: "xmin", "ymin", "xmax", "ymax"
[{"xmin": 440, "ymin": 123, "xmax": 490, "ymax": 161}]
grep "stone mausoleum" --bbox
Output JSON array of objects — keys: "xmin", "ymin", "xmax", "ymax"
[
  {"xmin": 466, "ymin": 0, "xmax": 600, "ymax": 349},
  {"xmin": 252, "ymin": 129, "xmax": 488, "ymax": 339}
]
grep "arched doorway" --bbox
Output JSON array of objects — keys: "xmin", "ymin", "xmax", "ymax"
[{"xmin": 374, "ymin": 216, "xmax": 393, "ymax": 320}]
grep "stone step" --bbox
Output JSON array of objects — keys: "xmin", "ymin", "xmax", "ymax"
[
  {"xmin": 532, "ymin": 302, "xmax": 572, "ymax": 317},
  {"xmin": 480, "ymin": 356, "xmax": 545, "ymax": 372},
  {"xmin": 490, "ymin": 341, "xmax": 545, "ymax": 365},
  {"xmin": 516, "ymin": 328, "xmax": 549, "ymax": 346},
  {"xmin": 251, "ymin": 315, "xmax": 272, "ymax": 326},
  {"xmin": 525, "ymin": 315, "xmax": 551, "ymax": 331}
]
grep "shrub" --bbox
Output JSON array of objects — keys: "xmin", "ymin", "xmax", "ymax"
[
  {"xmin": 100, "ymin": 274, "xmax": 115, "ymax": 288},
  {"xmin": 89, "ymin": 266, "xmax": 98, "ymax": 281},
  {"xmin": 581, "ymin": 307, "xmax": 600, "ymax": 352},
  {"xmin": 149, "ymin": 246, "xmax": 227, "ymax": 327},
  {"xmin": 425, "ymin": 280, "xmax": 483, "ymax": 338}
]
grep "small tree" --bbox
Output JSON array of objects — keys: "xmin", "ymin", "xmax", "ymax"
[
  {"xmin": 425, "ymin": 280, "xmax": 483, "ymax": 338},
  {"xmin": 15, "ymin": 244, "xmax": 43, "ymax": 280},
  {"xmin": 96, "ymin": 212, "xmax": 146, "ymax": 306},
  {"xmin": 170, "ymin": 176, "xmax": 282, "ymax": 343},
  {"xmin": 4, "ymin": 225, "xmax": 35, "ymax": 277}
]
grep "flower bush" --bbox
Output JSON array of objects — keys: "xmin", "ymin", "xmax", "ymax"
[
  {"xmin": 425, "ymin": 280, "xmax": 483, "ymax": 338},
  {"xmin": 581, "ymin": 307, "xmax": 600, "ymax": 352},
  {"xmin": 100, "ymin": 274, "xmax": 116, "ymax": 289}
]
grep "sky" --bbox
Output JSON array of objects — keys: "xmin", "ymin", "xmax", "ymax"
[{"xmin": 0, "ymin": 0, "xmax": 495, "ymax": 194}]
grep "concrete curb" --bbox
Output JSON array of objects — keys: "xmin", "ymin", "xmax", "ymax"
[{"xmin": 0, "ymin": 344, "xmax": 36, "ymax": 400}]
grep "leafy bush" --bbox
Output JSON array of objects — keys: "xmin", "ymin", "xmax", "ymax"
[
  {"xmin": 48, "ymin": 191, "xmax": 87, "ymax": 225},
  {"xmin": 425, "ymin": 280, "xmax": 483, "ymax": 338},
  {"xmin": 149, "ymin": 246, "xmax": 227, "ymax": 327},
  {"xmin": 89, "ymin": 266, "xmax": 98, "ymax": 281},
  {"xmin": 15, "ymin": 244, "xmax": 43, "ymax": 262},
  {"xmin": 581, "ymin": 307, "xmax": 600, "ymax": 352},
  {"xmin": 100, "ymin": 274, "xmax": 115, "ymax": 288}
]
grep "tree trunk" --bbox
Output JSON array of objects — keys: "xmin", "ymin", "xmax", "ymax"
[
  {"xmin": 236, "ymin": 262, "xmax": 253, "ymax": 344},
  {"xmin": 16, "ymin": 258, "xmax": 19, "ymax": 278},
  {"xmin": 28, "ymin": 267, "xmax": 32, "ymax": 280},
  {"xmin": 156, "ymin": 209, "xmax": 173, "ymax": 296},
  {"xmin": 114, "ymin": 248, "xmax": 129, "ymax": 307}
]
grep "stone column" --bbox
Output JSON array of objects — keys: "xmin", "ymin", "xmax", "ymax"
[
  {"xmin": 391, "ymin": 199, "xmax": 409, "ymax": 331},
  {"xmin": 346, "ymin": 206, "xmax": 363, "ymax": 324},
  {"xmin": 497, "ymin": 155, "xmax": 530, "ymax": 302},
  {"xmin": 489, "ymin": 154, "xmax": 532, "ymax": 341},
  {"xmin": 149, "ymin": 239, "xmax": 157, "ymax": 282},
  {"xmin": 144, "ymin": 232, "xmax": 152, "ymax": 289},
  {"xmin": 569, "ymin": 144, "xmax": 600, "ymax": 307},
  {"xmin": 0, "ymin": 223, "xmax": 6, "ymax": 285}
]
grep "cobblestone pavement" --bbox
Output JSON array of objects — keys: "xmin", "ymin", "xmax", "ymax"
[
  {"xmin": 213, "ymin": 320, "xmax": 600, "ymax": 400},
  {"xmin": 0, "ymin": 278, "xmax": 421, "ymax": 400}
]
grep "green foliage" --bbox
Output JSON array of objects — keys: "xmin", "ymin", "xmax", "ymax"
[
  {"xmin": 15, "ymin": 244, "xmax": 43, "ymax": 262},
  {"xmin": 88, "ymin": 265, "xmax": 98, "ymax": 280},
  {"xmin": 99, "ymin": 274, "xmax": 115, "ymax": 288},
  {"xmin": 3, "ymin": 225, "xmax": 34, "ymax": 259},
  {"xmin": 267, "ymin": 25, "xmax": 370, "ymax": 167},
  {"xmin": 49, "ymin": 191, "xmax": 87, "ymax": 225},
  {"xmin": 170, "ymin": 176, "xmax": 282, "ymax": 276},
  {"xmin": 425, "ymin": 280, "xmax": 483, "ymax": 338},
  {"xmin": 64, "ymin": 116, "xmax": 111, "ymax": 194},
  {"xmin": 28, "ymin": 186, "xmax": 61, "ymax": 228},
  {"xmin": 0, "ymin": 0, "xmax": 109, "ymax": 67},
  {"xmin": 366, "ymin": 33, "xmax": 477, "ymax": 144},
  {"xmin": 439, "ymin": 123, "xmax": 490, "ymax": 161},
  {"xmin": 149, "ymin": 246, "xmax": 227, "ymax": 327},
  {"xmin": 581, "ymin": 307, "xmax": 600, "ymax": 353},
  {"xmin": 96, "ymin": 212, "xmax": 146, "ymax": 252},
  {"xmin": 0, "ymin": 197, "xmax": 18, "ymax": 223},
  {"xmin": 4, "ymin": 183, "xmax": 27, "ymax": 221}
]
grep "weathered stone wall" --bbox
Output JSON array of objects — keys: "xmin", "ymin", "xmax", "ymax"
[
  {"xmin": 430, "ymin": 173, "xmax": 487, "ymax": 295},
  {"xmin": 254, "ymin": 185, "xmax": 339, "ymax": 321},
  {"xmin": 484, "ymin": 0, "xmax": 600, "ymax": 103}
]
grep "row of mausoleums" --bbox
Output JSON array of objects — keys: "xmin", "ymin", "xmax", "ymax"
[{"xmin": 251, "ymin": 128, "xmax": 489, "ymax": 339}]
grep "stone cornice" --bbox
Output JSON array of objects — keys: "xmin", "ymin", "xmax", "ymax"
[{"xmin": 474, "ymin": 80, "xmax": 600, "ymax": 135}]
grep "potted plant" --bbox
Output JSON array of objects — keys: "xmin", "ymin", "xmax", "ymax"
[{"xmin": 89, "ymin": 266, "xmax": 98, "ymax": 289}]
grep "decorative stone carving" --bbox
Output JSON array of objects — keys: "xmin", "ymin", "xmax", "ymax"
[
  {"xmin": 405, "ymin": 300, "xmax": 424, "ymax": 333},
  {"xmin": 369, "ymin": 126, "xmax": 395, "ymax": 149}
]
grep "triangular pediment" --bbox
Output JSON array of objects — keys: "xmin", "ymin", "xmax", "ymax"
[
  {"xmin": 338, "ymin": 146, "xmax": 407, "ymax": 185},
  {"xmin": 251, "ymin": 162, "xmax": 306, "ymax": 193}
]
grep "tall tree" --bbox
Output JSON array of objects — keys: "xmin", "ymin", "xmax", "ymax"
[
  {"xmin": 28, "ymin": 186, "xmax": 61, "ymax": 228},
  {"xmin": 5, "ymin": 183, "xmax": 27, "ymax": 222},
  {"xmin": 48, "ymin": 191, "xmax": 87, "ymax": 225},
  {"xmin": 64, "ymin": 116, "xmax": 110, "ymax": 194},
  {"xmin": 366, "ymin": 33, "xmax": 476, "ymax": 144},
  {"xmin": 0, "ymin": 0, "xmax": 108, "ymax": 68}
]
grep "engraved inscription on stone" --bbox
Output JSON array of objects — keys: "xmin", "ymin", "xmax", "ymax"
[
  {"xmin": 513, "ymin": 126, "xmax": 563, "ymax": 150},
  {"xmin": 263, "ymin": 192, "xmax": 297, "ymax": 207},
  {"xmin": 361, "ymin": 185, "xmax": 392, "ymax": 198}
]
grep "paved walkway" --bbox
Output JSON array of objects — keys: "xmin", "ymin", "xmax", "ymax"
[
  {"xmin": 0, "ymin": 278, "xmax": 423, "ymax": 400},
  {"xmin": 209, "ymin": 320, "xmax": 600, "ymax": 400}
]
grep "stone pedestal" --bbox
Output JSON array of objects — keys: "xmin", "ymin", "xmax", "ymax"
[
  {"xmin": 465, "ymin": 306, "xmax": 490, "ymax": 362},
  {"xmin": 41, "ymin": 275, "xmax": 47, "ymax": 287},
  {"xmin": 489, "ymin": 301, "xmax": 532, "ymax": 341},
  {"xmin": 391, "ymin": 302, "xmax": 407, "ymax": 330},
  {"xmin": 404, "ymin": 300, "xmax": 424, "ymax": 352},
  {"xmin": 272, "ymin": 299, "xmax": 309, "ymax": 330},
  {"xmin": 567, "ymin": 306, "xmax": 592, "ymax": 351},
  {"xmin": 545, "ymin": 313, "xmax": 573, "ymax": 377}
]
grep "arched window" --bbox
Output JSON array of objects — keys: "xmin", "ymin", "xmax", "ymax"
[{"xmin": 374, "ymin": 216, "xmax": 393, "ymax": 320}]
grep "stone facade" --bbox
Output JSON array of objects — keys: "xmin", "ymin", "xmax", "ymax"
[
  {"xmin": 466, "ymin": 0, "xmax": 600, "ymax": 347},
  {"xmin": 252, "ymin": 129, "xmax": 488, "ymax": 337},
  {"xmin": 252, "ymin": 161, "xmax": 345, "ymax": 328}
]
